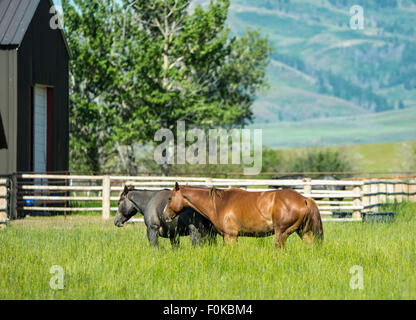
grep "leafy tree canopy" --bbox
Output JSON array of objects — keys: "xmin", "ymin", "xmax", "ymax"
[{"xmin": 63, "ymin": 0, "xmax": 272, "ymax": 173}]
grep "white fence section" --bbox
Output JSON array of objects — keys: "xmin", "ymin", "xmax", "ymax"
[
  {"xmin": 0, "ymin": 178, "xmax": 8, "ymax": 227},
  {"xmin": 7, "ymin": 174, "xmax": 416, "ymax": 222}
]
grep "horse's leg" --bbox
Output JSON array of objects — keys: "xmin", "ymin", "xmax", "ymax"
[
  {"xmin": 170, "ymin": 232, "xmax": 180, "ymax": 248},
  {"xmin": 208, "ymin": 230, "xmax": 217, "ymax": 246},
  {"xmin": 301, "ymin": 231, "xmax": 314, "ymax": 248},
  {"xmin": 223, "ymin": 215, "xmax": 239, "ymax": 245},
  {"xmin": 275, "ymin": 221, "xmax": 303, "ymax": 249},
  {"xmin": 197, "ymin": 226, "xmax": 217, "ymax": 246},
  {"xmin": 274, "ymin": 226, "xmax": 286, "ymax": 249},
  {"xmin": 189, "ymin": 224, "xmax": 202, "ymax": 246},
  {"xmin": 147, "ymin": 226, "xmax": 159, "ymax": 247},
  {"xmin": 144, "ymin": 208, "xmax": 161, "ymax": 247},
  {"xmin": 198, "ymin": 223, "xmax": 218, "ymax": 246},
  {"xmin": 223, "ymin": 234, "xmax": 238, "ymax": 245}
]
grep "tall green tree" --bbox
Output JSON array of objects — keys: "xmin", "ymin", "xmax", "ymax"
[
  {"xmin": 64, "ymin": 0, "xmax": 272, "ymax": 174},
  {"xmin": 63, "ymin": 0, "xmax": 123, "ymax": 172}
]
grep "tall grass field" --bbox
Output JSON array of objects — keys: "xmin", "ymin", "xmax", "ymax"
[{"xmin": 1, "ymin": 203, "xmax": 415, "ymax": 300}]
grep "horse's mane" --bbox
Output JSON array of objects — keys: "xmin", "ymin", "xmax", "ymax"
[
  {"xmin": 211, "ymin": 187, "xmax": 224, "ymax": 217},
  {"xmin": 180, "ymin": 185, "xmax": 224, "ymax": 198},
  {"xmin": 209, "ymin": 187, "xmax": 224, "ymax": 200},
  {"xmin": 121, "ymin": 186, "xmax": 168, "ymax": 197},
  {"xmin": 121, "ymin": 185, "xmax": 136, "ymax": 197},
  {"xmin": 180, "ymin": 185, "xmax": 224, "ymax": 204}
]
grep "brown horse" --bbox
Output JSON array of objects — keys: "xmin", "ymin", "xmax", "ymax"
[{"xmin": 163, "ymin": 183, "xmax": 323, "ymax": 248}]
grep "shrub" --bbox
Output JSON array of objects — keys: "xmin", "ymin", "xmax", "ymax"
[{"xmin": 287, "ymin": 148, "xmax": 354, "ymax": 176}]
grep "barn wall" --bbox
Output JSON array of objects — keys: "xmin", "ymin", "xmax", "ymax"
[
  {"xmin": 16, "ymin": 0, "xmax": 69, "ymax": 172},
  {"xmin": 0, "ymin": 49, "xmax": 18, "ymax": 175}
]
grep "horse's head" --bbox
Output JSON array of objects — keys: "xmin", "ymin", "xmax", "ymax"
[
  {"xmin": 163, "ymin": 182, "xmax": 186, "ymax": 222},
  {"xmin": 114, "ymin": 185, "xmax": 138, "ymax": 227}
]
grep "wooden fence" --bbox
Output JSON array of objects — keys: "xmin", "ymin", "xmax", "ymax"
[
  {"xmin": 362, "ymin": 179, "xmax": 416, "ymax": 210},
  {"xmin": 4, "ymin": 174, "xmax": 416, "ymax": 222},
  {"xmin": 0, "ymin": 177, "xmax": 8, "ymax": 227}
]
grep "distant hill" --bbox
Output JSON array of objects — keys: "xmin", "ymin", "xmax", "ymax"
[{"xmin": 227, "ymin": 0, "xmax": 416, "ymax": 129}]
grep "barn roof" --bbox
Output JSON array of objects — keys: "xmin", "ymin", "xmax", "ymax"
[
  {"xmin": 0, "ymin": 0, "xmax": 71, "ymax": 57},
  {"xmin": 0, "ymin": 0, "xmax": 40, "ymax": 46}
]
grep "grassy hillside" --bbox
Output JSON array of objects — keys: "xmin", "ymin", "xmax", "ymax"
[
  {"xmin": 285, "ymin": 141, "xmax": 416, "ymax": 173},
  {"xmin": 344, "ymin": 141, "xmax": 414, "ymax": 172},
  {"xmin": 227, "ymin": 0, "xmax": 416, "ymax": 145},
  {"xmin": 252, "ymin": 106, "xmax": 416, "ymax": 150}
]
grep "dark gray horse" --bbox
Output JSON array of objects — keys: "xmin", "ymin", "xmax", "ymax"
[{"xmin": 114, "ymin": 186, "xmax": 217, "ymax": 247}]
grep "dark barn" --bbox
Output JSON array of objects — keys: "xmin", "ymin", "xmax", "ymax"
[{"xmin": 0, "ymin": 0, "xmax": 70, "ymax": 175}]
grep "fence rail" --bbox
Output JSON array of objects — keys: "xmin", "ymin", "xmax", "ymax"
[
  {"xmin": 0, "ymin": 177, "xmax": 9, "ymax": 227},
  {"xmin": 4, "ymin": 174, "xmax": 415, "ymax": 222},
  {"xmin": 0, "ymin": 179, "xmax": 7, "ymax": 210}
]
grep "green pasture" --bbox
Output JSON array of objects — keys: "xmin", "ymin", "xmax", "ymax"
[
  {"xmin": 253, "ymin": 107, "xmax": 416, "ymax": 150},
  {"xmin": 1, "ymin": 203, "xmax": 415, "ymax": 299},
  {"xmin": 284, "ymin": 140, "xmax": 416, "ymax": 173}
]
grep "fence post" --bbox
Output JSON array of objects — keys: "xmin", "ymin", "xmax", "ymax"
[
  {"xmin": 11, "ymin": 174, "xmax": 18, "ymax": 220},
  {"xmin": 0, "ymin": 177, "xmax": 7, "ymax": 228},
  {"xmin": 394, "ymin": 180, "xmax": 403, "ymax": 203},
  {"xmin": 370, "ymin": 180, "xmax": 378, "ymax": 212},
  {"xmin": 102, "ymin": 175, "xmax": 110, "ymax": 220},
  {"xmin": 402, "ymin": 181, "xmax": 409, "ymax": 202},
  {"xmin": 205, "ymin": 178, "xmax": 213, "ymax": 188},
  {"xmin": 0, "ymin": 178, "xmax": 6, "ymax": 209},
  {"xmin": 352, "ymin": 185, "xmax": 361, "ymax": 220},
  {"xmin": 409, "ymin": 179, "xmax": 416, "ymax": 202},
  {"xmin": 387, "ymin": 182, "xmax": 395, "ymax": 202},
  {"xmin": 362, "ymin": 182, "xmax": 370, "ymax": 213},
  {"xmin": 303, "ymin": 178, "xmax": 312, "ymax": 197},
  {"xmin": 379, "ymin": 182, "xmax": 387, "ymax": 204}
]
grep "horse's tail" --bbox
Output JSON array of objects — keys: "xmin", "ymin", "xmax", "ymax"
[{"xmin": 305, "ymin": 198, "xmax": 324, "ymax": 244}]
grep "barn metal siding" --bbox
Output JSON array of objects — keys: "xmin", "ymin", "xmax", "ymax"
[
  {"xmin": 16, "ymin": 0, "xmax": 69, "ymax": 172},
  {"xmin": 0, "ymin": 49, "xmax": 17, "ymax": 175}
]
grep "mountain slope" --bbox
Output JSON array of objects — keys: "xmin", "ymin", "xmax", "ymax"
[
  {"xmin": 227, "ymin": 0, "xmax": 416, "ymax": 124},
  {"xmin": 251, "ymin": 107, "xmax": 416, "ymax": 149}
]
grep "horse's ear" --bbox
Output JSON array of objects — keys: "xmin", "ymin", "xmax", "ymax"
[
  {"xmin": 123, "ymin": 185, "xmax": 129, "ymax": 194},
  {"xmin": 175, "ymin": 182, "xmax": 180, "ymax": 191}
]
